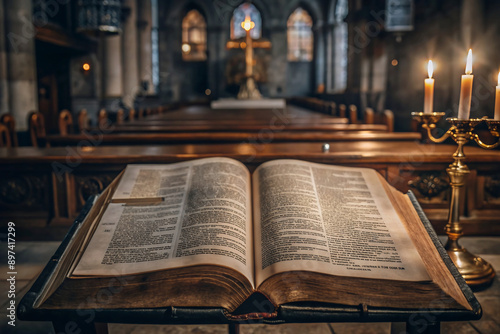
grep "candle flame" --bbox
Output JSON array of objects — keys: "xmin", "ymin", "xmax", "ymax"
[
  {"xmin": 241, "ymin": 15, "xmax": 255, "ymax": 32},
  {"xmin": 428, "ymin": 60, "xmax": 433, "ymax": 78},
  {"xmin": 498, "ymin": 71, "xmax": 500, "ymax": 86},
  {"xmin": 465, "ymin": 49, "xmax": 472, "ymax": 75}
]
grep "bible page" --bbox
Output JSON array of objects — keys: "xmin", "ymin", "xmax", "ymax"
[
  {"xmin": 253, "ymin": 160, "xmax": 430, "ymax": 287},
  {"xmin": 73, "ymin": 158, "xmax": 254, "ymax": 285}
]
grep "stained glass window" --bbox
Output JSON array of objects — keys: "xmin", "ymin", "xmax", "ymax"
[
  {"xmin": 287, "ymin": 8, "xmax": 313, "ymax": 62},
  {"xmin": 182, "ymin": 10, "xmax": 207, "ymax": 61},
  {"xmin": 231, "ymin": 3, "xmax": 262, "ymax": 40}
]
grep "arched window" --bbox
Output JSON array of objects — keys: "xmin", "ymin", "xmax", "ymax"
[
  {"xmin": 287, "ymin": 7, "xmax": 314, "ymax": 62},
  {"xmin": 333, "ymin": 0, "xmax": 348, "ymax": 91},
  {"xmin": 231, "ymin": 3, "xmax": 262, "ymax": 39},
  {"xmin": 182, "ymin": 9, "xmax": 207, "ymax": 61}
]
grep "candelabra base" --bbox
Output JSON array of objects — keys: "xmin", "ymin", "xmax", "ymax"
[
  {"xmin": 445, "ymin": 241, "xmax": 496, "ymax": 286},
  {"xmin": 237, "ymin": 77, "xmax": 262, "ymax": 100}
]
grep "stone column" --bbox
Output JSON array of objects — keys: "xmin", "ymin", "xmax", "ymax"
[
  {"xmin": 159, "ymin": 20, "xmax": 175, "ymax": 102},
  {"xmin": 347, "ymin": 19, "xmax": 362, "ymax": 92},
  {"xmin": 314, "ymin": 21, "xmax": 326, "ymax": 94},
  {"xmin": 5, "ymin": 0, "xmax": 38, "ymax": 131},
  {"xmin": 268, "ymin": 26, "xmax": 287, "ymax": 97},
  {"xmin": 121, "ymin": 0, "xmax": 139, "ymax": 107},
  {"xmin": 324, "ymin": 23, "xmax": 333, "ymax": 92},
  {"xmin": 102, "ymin": 34, "xmax": 123, "ymax": 108},
  {"xmin": 0, "ymin": 0, "xmax": 10, "ymax": 115},
  {"xmin": 215, "ymin": 26, "xmax": 229, "ymax": 99},
  {"xmin": 206, "ymin": 26, "xmax": 222, "ymax": 99},
  {"xmin": 138, "ymin": 0, "xmax": 155, "ymax": 95}
]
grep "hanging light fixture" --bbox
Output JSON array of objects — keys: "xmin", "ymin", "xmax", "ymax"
[{"xmin": 76, "ymin": 0, "xmax": 122, "ymax": 35}]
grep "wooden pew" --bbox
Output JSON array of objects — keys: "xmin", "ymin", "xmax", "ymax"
[
  {"xmin": 45, "ymin": 103, "xmax": 391, "ymax": 145},
  {"xmin": 338, "ymin": 104, "xmax": 347, "ymax": 118},
  {"xmin": 28, "ymin": 111, "xmax": 47, "ymax": 147},
  {"xmin": 98, "ymin": 109, "xmax": 108, "ymax": 128},
  {"xmin": 58, "ymin": 110, "xmax": 73, "ymax": 135},
  {"xmin": 290, "ymin": 99, "xmax": 394, "ymax": 131},
  {"xmin": 364, "ymin": 108, "xmax": 375, "ymax": 124},
  {"xmin": 77, "ymin": 109, "xmax": 89, "ymax": 133},
  {"xmin": 126, "ymin": 104, "xmax": 345, "ymax": 123},
  {"xmin": 46, "ymin": 104, "xmax": 396, "ymax": 145},
  {"xmin": 0, "ymin": 124, "xmax": 11, "ymax": 147},
  {"xmin": 108, "ymin": 122, "xmax": 380, "ymax": 133},
  {"xmin": 129, "ymin": 109, "xmax": 136, "ymax": 121},
  {"xmin": 45, "ymin": 131, "xmax": 420, "ymax": 146},
  {"xmin": 329, "ymin": 102, "xmax": 337, "ymax": 116},
  {"xmin": 288, "ymin": 97, "xmax": 336, "ymax": 115},
  {"xmin": 121, "ymin": 116, "xmax": 348, "ymax": 127},
  {"xmin": 382, "ymin": 109, "xmax": 395, "ymax": 133},
  {"xmin": 349, "ymin": 105, "xmax": 358, "ymax": 124},
  {"xmin": 116, "ymin": 109, "xmax": 125, "ymax": 125},
  {"xmin": 363, "ymin": 108, "xmax": 394, "ymax": 132},
  {"xmin": 110, "ymin": 106, "xmax": 348, "ymax": 128},
  {"xmin": 0, "ymin": 113, "xmax": 18, "ymax": 146}
]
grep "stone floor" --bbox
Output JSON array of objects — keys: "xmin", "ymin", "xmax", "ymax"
[{"xmin": 0, "ymin": 237, "xmax": 499, "ymax": 334}]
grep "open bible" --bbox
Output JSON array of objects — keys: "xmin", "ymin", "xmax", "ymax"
[{"xmin": 37, "ymin": 158, "xmax": 474, "ymax": 314}]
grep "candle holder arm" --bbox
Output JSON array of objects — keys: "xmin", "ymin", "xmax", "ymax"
[
  {"xmin": 422, "ymin": 123, "xmax": 454, "ymax": 143},
  {"xmin": 472, "ymin": 134, "xmax": 500, "ymax": 149}
]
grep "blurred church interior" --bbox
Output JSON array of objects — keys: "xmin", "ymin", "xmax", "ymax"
[{"xmin": 1, "ymin": 0, "xmax": 500, "ymax": 333}]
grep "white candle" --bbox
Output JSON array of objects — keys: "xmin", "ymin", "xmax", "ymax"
[
  {"xmin": 495, "ymin": 72, "xmax": 500, "ymax": 120},
  {"xmin": 424, "ymin": 60, "xmax": 434, "ymax": 114},
  {"xmin": 458, "ymin": 49, "xmax": 473, "ymax": 119}
]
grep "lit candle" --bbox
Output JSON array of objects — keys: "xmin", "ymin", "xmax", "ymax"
[
  {"xmin": 424, "ymin": 60, "xmax": 434, "ymax": 114},
  {"xmin": 458, "ymin": 49, "xmax": 473, "ymax": 119},
  {"xmin": 241, "ymin": 15, "xmax": 255, "ymax": 31},
  {"xmin": 495, "ymin": 72, "xmax": 500, "ymax": 120}
]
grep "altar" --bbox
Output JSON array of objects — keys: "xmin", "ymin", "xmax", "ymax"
[
  {"xmin": 210, "ymin": 98, "xmax": 286, "ymax": 109},
  {"xmin": 211, "ymin": 12, "xmax": 281, "ymax": 109}
]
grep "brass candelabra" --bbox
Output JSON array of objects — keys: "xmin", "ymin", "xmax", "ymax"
[{"xmin": 412, "ymin": 112, "xmax": 499, "ymax": 286}]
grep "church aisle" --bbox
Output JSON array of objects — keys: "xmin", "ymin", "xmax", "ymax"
[{"xmin": 0, "ymin": 238, "xmax": 498, "ymax": 333}]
